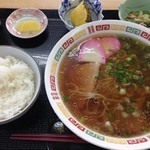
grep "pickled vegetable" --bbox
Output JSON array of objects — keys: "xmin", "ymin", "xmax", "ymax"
[
  {"xmin": 16, "ymin": 20, "xmax": 41, "ymax": 33},
  {"xmin": 70, "ymin": 1, "xmax": 91, "ymax": 27}
]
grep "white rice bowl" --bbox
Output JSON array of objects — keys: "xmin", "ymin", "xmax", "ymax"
[{"xmin": 0, "ymin": 46, "xmax": 41, "ymax": 124}]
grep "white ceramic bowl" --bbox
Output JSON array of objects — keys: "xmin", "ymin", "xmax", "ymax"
[
  {"xmin": 6, "ymin": 8, "xmax": 48, "ymax": 39},
  {"xmin": 0, "ymin": 46, "xmax": 41, "ymax": 125},
  {"xmin": 118, "ymin": 0, "xmax": 150, "ymax": 27},
  {"xmin": 45, "ymin": 20, "xmax": 150, "ymax": 150}
]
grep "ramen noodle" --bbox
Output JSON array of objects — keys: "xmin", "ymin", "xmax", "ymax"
[{"xmin": 59, "ymin": 34, "xmax": 150, "ymax": 137}]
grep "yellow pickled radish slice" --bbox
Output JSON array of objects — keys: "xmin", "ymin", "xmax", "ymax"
[
  {"xmin": 70, "ymin": 1, "xmax": 88, "ymax": 26},
  {"xmin": 16, "ymin": 20, "xmax": 41, "ymax": 33}
]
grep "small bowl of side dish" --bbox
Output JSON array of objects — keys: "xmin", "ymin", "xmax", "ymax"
[
  {"xmin": 6, "ymin": 8, "xmax": 48, "ymax": 38},
  {"xmin": 58, "ymin": 0, "xmax": 103, "ymax": 30},
  {"xmin": 0, "ymin": 46, "xmax": 41, "ymax": 125},
  {"xmin": 45, "ymin": 20, "xmax": 150, "ymax": 150},
  {"xmin": 118, "ymin": 0, "xmax": 150, "ymax": 28}
]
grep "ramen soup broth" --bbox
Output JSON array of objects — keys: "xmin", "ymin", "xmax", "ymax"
[{"xmin": 58, "ymin": 33, "xmax": 150, "ymax": 138}]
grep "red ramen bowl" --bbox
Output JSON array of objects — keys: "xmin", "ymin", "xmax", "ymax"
[{"xmin": 45, "ymin": 20, "xmax": 150, "ymax": 150}]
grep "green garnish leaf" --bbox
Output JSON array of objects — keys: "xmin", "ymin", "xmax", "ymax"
[
  {"xmin": 108, "ymin": 112, "xmax": 116, "ymax": 122},
  {"xmin": 121, "ymin": 101, "xmax": 128, "ymax": 107},
  {"xmin": 63, "ymin": 95, "xmax": 70, "ymax": 102},
  {"xmin": 125, "ymin": 107, "xmax": 135, "ymax": 114},
  {"xmin": 79, "ymin": 116, "xmax": 85, "ymax": 123},
  {"xmin": 95, "ymin": 74, "xmax": 103, "ymax": 80},
  {"xmin": 138, "ymin": 77, "xmax": 145, "ymax": 85},
  {"xmin": 130, "ymin": 98, "xmax": 136, "ymax": 103}
]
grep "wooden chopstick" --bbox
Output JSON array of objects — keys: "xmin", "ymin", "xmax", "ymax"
[{"xmin": 10, "ymin": 133, "xmax": 88, "ymax": 143}]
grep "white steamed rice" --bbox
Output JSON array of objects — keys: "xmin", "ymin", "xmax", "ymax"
[{"xmin": 0, "ymin": 56, "xmax": 35, "ymax": 120}]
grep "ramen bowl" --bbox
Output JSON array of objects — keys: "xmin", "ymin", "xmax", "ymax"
[
  {"xmin": 45, "ymin": 20, "xmax": 150, "ymax": 150},
  {"xmin": 0, "ymin": 46, "xmax": 41, "ymax": 125}
]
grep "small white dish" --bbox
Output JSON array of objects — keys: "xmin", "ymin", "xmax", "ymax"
[{"xmin": 6, "ymin": 8, "xmax": 48, "ymax": 39}]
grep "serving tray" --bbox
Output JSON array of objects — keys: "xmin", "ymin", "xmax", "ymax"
[{"xmin": 0, "ymin": 9, "xmax": 119, "ymax": 150}]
